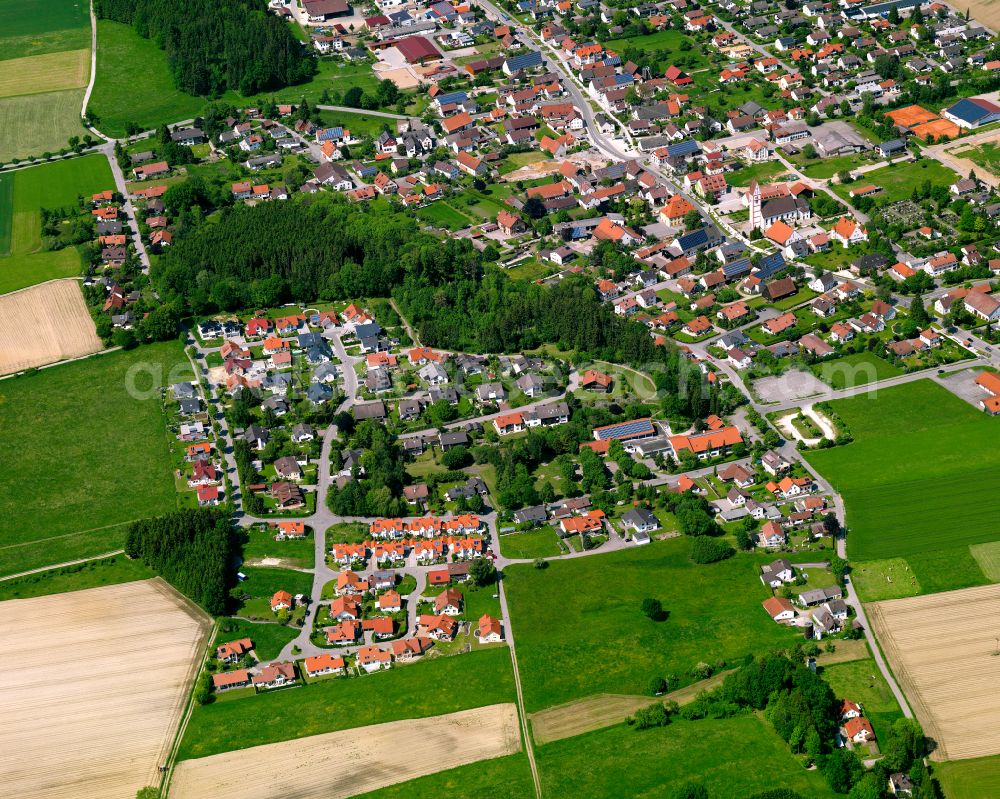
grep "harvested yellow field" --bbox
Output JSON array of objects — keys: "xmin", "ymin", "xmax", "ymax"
[
  {"xmin": 868, "ymin": 583, "xmax": 1000, "ymax": 761},
  {"xmin": 530, "ymin": 671, "xmax": 733, "ymax": 744},
  {"xmin": 170, "ymin": 703, "xmax": 521, "ymax": 799},
  {"xmin": 0, "ymin": 579, "xmax": 212, "ymax": 799},
  {"xmin": 0, "ymin": 278, "xmax": 103, "ymax": 374},
  {"xmin": 965, "ymin": 0, "xmax": 1000, "ymax": 32},
  {"xmin": 0, "ymin": 49, "xmax": 90, "ymax": 99}
]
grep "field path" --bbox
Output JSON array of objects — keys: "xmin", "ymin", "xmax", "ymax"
[{"xmin": 82, "ymin": 0, "xmax": 112, "ymax": 143}]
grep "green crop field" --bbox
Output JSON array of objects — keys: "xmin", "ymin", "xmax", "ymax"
[
  {"xmin": 0, "ymin": 0, "xmax": 88, "ymax": 42},
  {"xmin": 0, "ymin": 249, "xmax": 82, "ymax": 295},
  {"xmin": 349, "ymin": 753, "xmax": 534, "ymax": 799},
  {"xmin": 833, "ymin": 159, "xmax": 960, "ymax": 204},
  {"xmin": 504, "ymin": 538, "xmax": 799, "ymax": 712},
  {"xmin": 499, "ymin": 529, "xmax": 563, "ymax": 559},
  {"xmin": 177, "ymin": 647, "xmax": 514, "ymax": 760},
  {"xmin": 0, "ymin": 554, "xmax": 153, "ymax": 601},
  {"xmin": 0, "ymin": 155, "xmax": 114, "ymax": 293},
  {"xmin": 819, "ymin": 658, "xmax": 904, "ymax": 742},
  {"xmin": 935, "ymin": 753, "xmax": 1000, "ymax": 799},
  {"xmin": 536, "ymin": 716, "xmax": 838, "ymax": 799},
  {"xmin": 812, "ymin": 351, "xmax": 903, "ymax": 390},
  {"xmin": 0, "ymin": 342, "xmax": 193, "ymax": 577},
  {"xmin": 808, "ymin": 381, "xmax": 1000, "ymax": 589},
  {"xmin": 0, "ymin": 89, "xmax": 89, "ymax": 163},
  {"xmin": 0, "ymin": 172, "xmax": 12, "ymax": 255}
]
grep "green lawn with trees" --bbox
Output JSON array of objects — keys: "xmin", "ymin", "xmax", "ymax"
[
  {"xmin": 348, "ymin": 754, "xmax": 535, "ymax": 799},
  {"xmin": 819, "ymin": 659, "xmax": 904, "ymax": 742},
  {"xmin": 811, "ymin": 352, "xmax": 903, "ymax": 390},
  {"xmin": 177, "ymin": 647, "xmax": 515, "ymax": 760},
  {"xmin": 503, "ymin": 537, "xmax": 799, "ymax": 712},
  {"xmin": 0, "ymin": 342, "xmax": 192, "ymax": 576},
  {"xmin": 832, "ymin": 159, "xmax": 959, "ymax": 204},
  {"xmin": 808, "ymin": 380, "xmax": 1000, "ymax": 588},
  {"xmin": 536, "ymin": 716, "xmax": 839, "ymax": 799}
]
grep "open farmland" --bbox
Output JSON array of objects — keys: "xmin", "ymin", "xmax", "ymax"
[
  {"xmin": 868, "ymin": 583, "xmax": 1000, "ymax": 761},
  {"xmin": 0, "ymin": 154, "xmax": 115, "ymax": 292},
  {"xmin": 348, "ymin": 753, "xmax": 535, "ymax": 799},
  {"xmin": 0, "ymin": 279, "xmax": 102, "ymax": 373},
  {"xmin": 0, "ymin": 49, "xmax": 89, "ymax": 98},
  {"xmin": 935, "ymin": 753, "xmax": 1000, "ymax": 799},
  {"xmin": 0, "ymin": 89, "xmax": 89, "ymax": 164},
  {"xmin": 171, "ymin": 704, "xmax": 520, "ymax": 799},
  {"xmin": 0, "ymin": 341, "xmax": 192, "ymax": 576},
  {"xmin": 0, "ymin": 0, "xmax": 90, "ymax": 60},
  {"xmin": 0, "ymin": 578, "xmax": 211, "ymax": 799},
  {"xmin": 504, "ymin": 538, "xmax": 798, "ymax": 712},
  {"xmin": 529, "ymin": 670, "xmax": 731, "ymax": 745},
  {"xmin": 807, "ymin": 381, "xmax": 1000, "ymax": 588},
  {"xmin": 535, "ymin": 716, "xmax": 839, "ymax": 799}
]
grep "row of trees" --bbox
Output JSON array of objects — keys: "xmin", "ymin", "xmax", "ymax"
[
  {"xmin": 95, "ymin": 0, "xmax": 316, "ymax": 96},
  {"xmin": 124, "ymin": 509, "xmax": 236, "ymax": 614}
]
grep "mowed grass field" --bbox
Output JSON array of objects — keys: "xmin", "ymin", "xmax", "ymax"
[
  {"xmin": 177, "ymin": 648, "xmax": 515, "ymax": 760},
  {"xmin": 812, "ymin": 351, "xmax": 902, "ymax": 390},
  {"xmin": 0, "ymin": 49, "xmax": 89, "ymax": 98},
  {"xmin": 503, "ymin": 538, "xmax": 799, "ymax": 713},
  {"xmin": 808, "ymin": 380, "xmax": 1000, "ymax": 589},
  {"xmin": 935, "ymin": 753, "xmax": 1000, "ymax": 799},
  {"xmin": 0, "ymin": 342, "xmax": 192, "ymax": 576},
  {"xmin": 535, "ymin": 716, "xmax": 839, "ymax": 799},
  {"xmin": 0, "ymin": 154, "xmax": 114, "ymax": 294}
]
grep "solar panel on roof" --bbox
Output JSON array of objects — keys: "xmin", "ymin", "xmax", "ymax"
[{"xmin": 594, "ymin": 418, "xmax": 655, "ymax": 440}]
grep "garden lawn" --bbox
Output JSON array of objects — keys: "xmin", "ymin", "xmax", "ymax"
[
  {"xmin": 416, "ymin": 201, "xmax": 474, "ymax": 230},
  {"xmin": 812, "ymin": 351, "xmax": 902, "ymax": 390},
  {"xmin": 235, "ymin": 566, "xmax": 313, "ymax": 617},
  {"xmin": 349, "ymin": 753, "xmax": 534, "ymax": 799},
  {"xmin": 0, "ymin": 342, "xmax": 192, "ymax": 576},
  {"xmin": 504, "ymin": 537, "xmax": 799, "ymax": 712},
  {"xmin": 317, "ymin": 110, "xmax": 391, "ymax": 139},
  {"xmin": 215, "ymin": 617, "xmax": 299, "ymax": 662},
  {"xmin": 536, "ymin": 716, "xmax": 838, "ymax": 799},
  {"xmin": 0, "ymin": 0, "xmax": 89, "ymax": 60},
  {"xmin": 934, "ymin": 753, "xmax": 1000, "ymax": 799},
  {"xmin": 727, "ymin": 160, "xmax": 789, "ymax": 188},
  {"xmin": 498, "ymin": 529, "xmax": 563, "ymax": 559},
  {"xmin": 832, "ymin": 159, "xmax": 959, "ymax": 204},
  {"xmin": 177, "ymin": 647, "xmax": 515, "ymax": 760},
  {"xmin": 807, "ymin": 380, "xmax": 1000, "ymax": 588},
  {"xmin": 242, "ymin": 526, "xmax": 315, "ymax": 569},
  {"xmin": 0, "ymin": 554, "xmax": 153, "ymax": 600},
  {"xmin": 0, "ymin": 89, "xmax": 89, "ymax": 163},
  {"xmin": 819, "ymin": 658, "xmax": 904, "ymax": 741}
]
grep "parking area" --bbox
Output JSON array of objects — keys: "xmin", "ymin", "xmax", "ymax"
[{"xmin": 934, "ymin": 366, "xmax": 995, "ymax": 410}]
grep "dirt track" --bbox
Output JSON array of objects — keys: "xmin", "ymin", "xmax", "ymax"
[
  {"xmin": 169, "ymin": 703, "xmax": 520, "ymax": 799},
  {"xmin": 0, "ymin": 279, "xmax": 103, "ymax": 374},
  {"xmin": 868, "ymin": 583, "xmax": 1000, "ymax": 761},
  {"xmin": 0, "ymin": 578, "xmax": 212, "ymax": 798}
]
